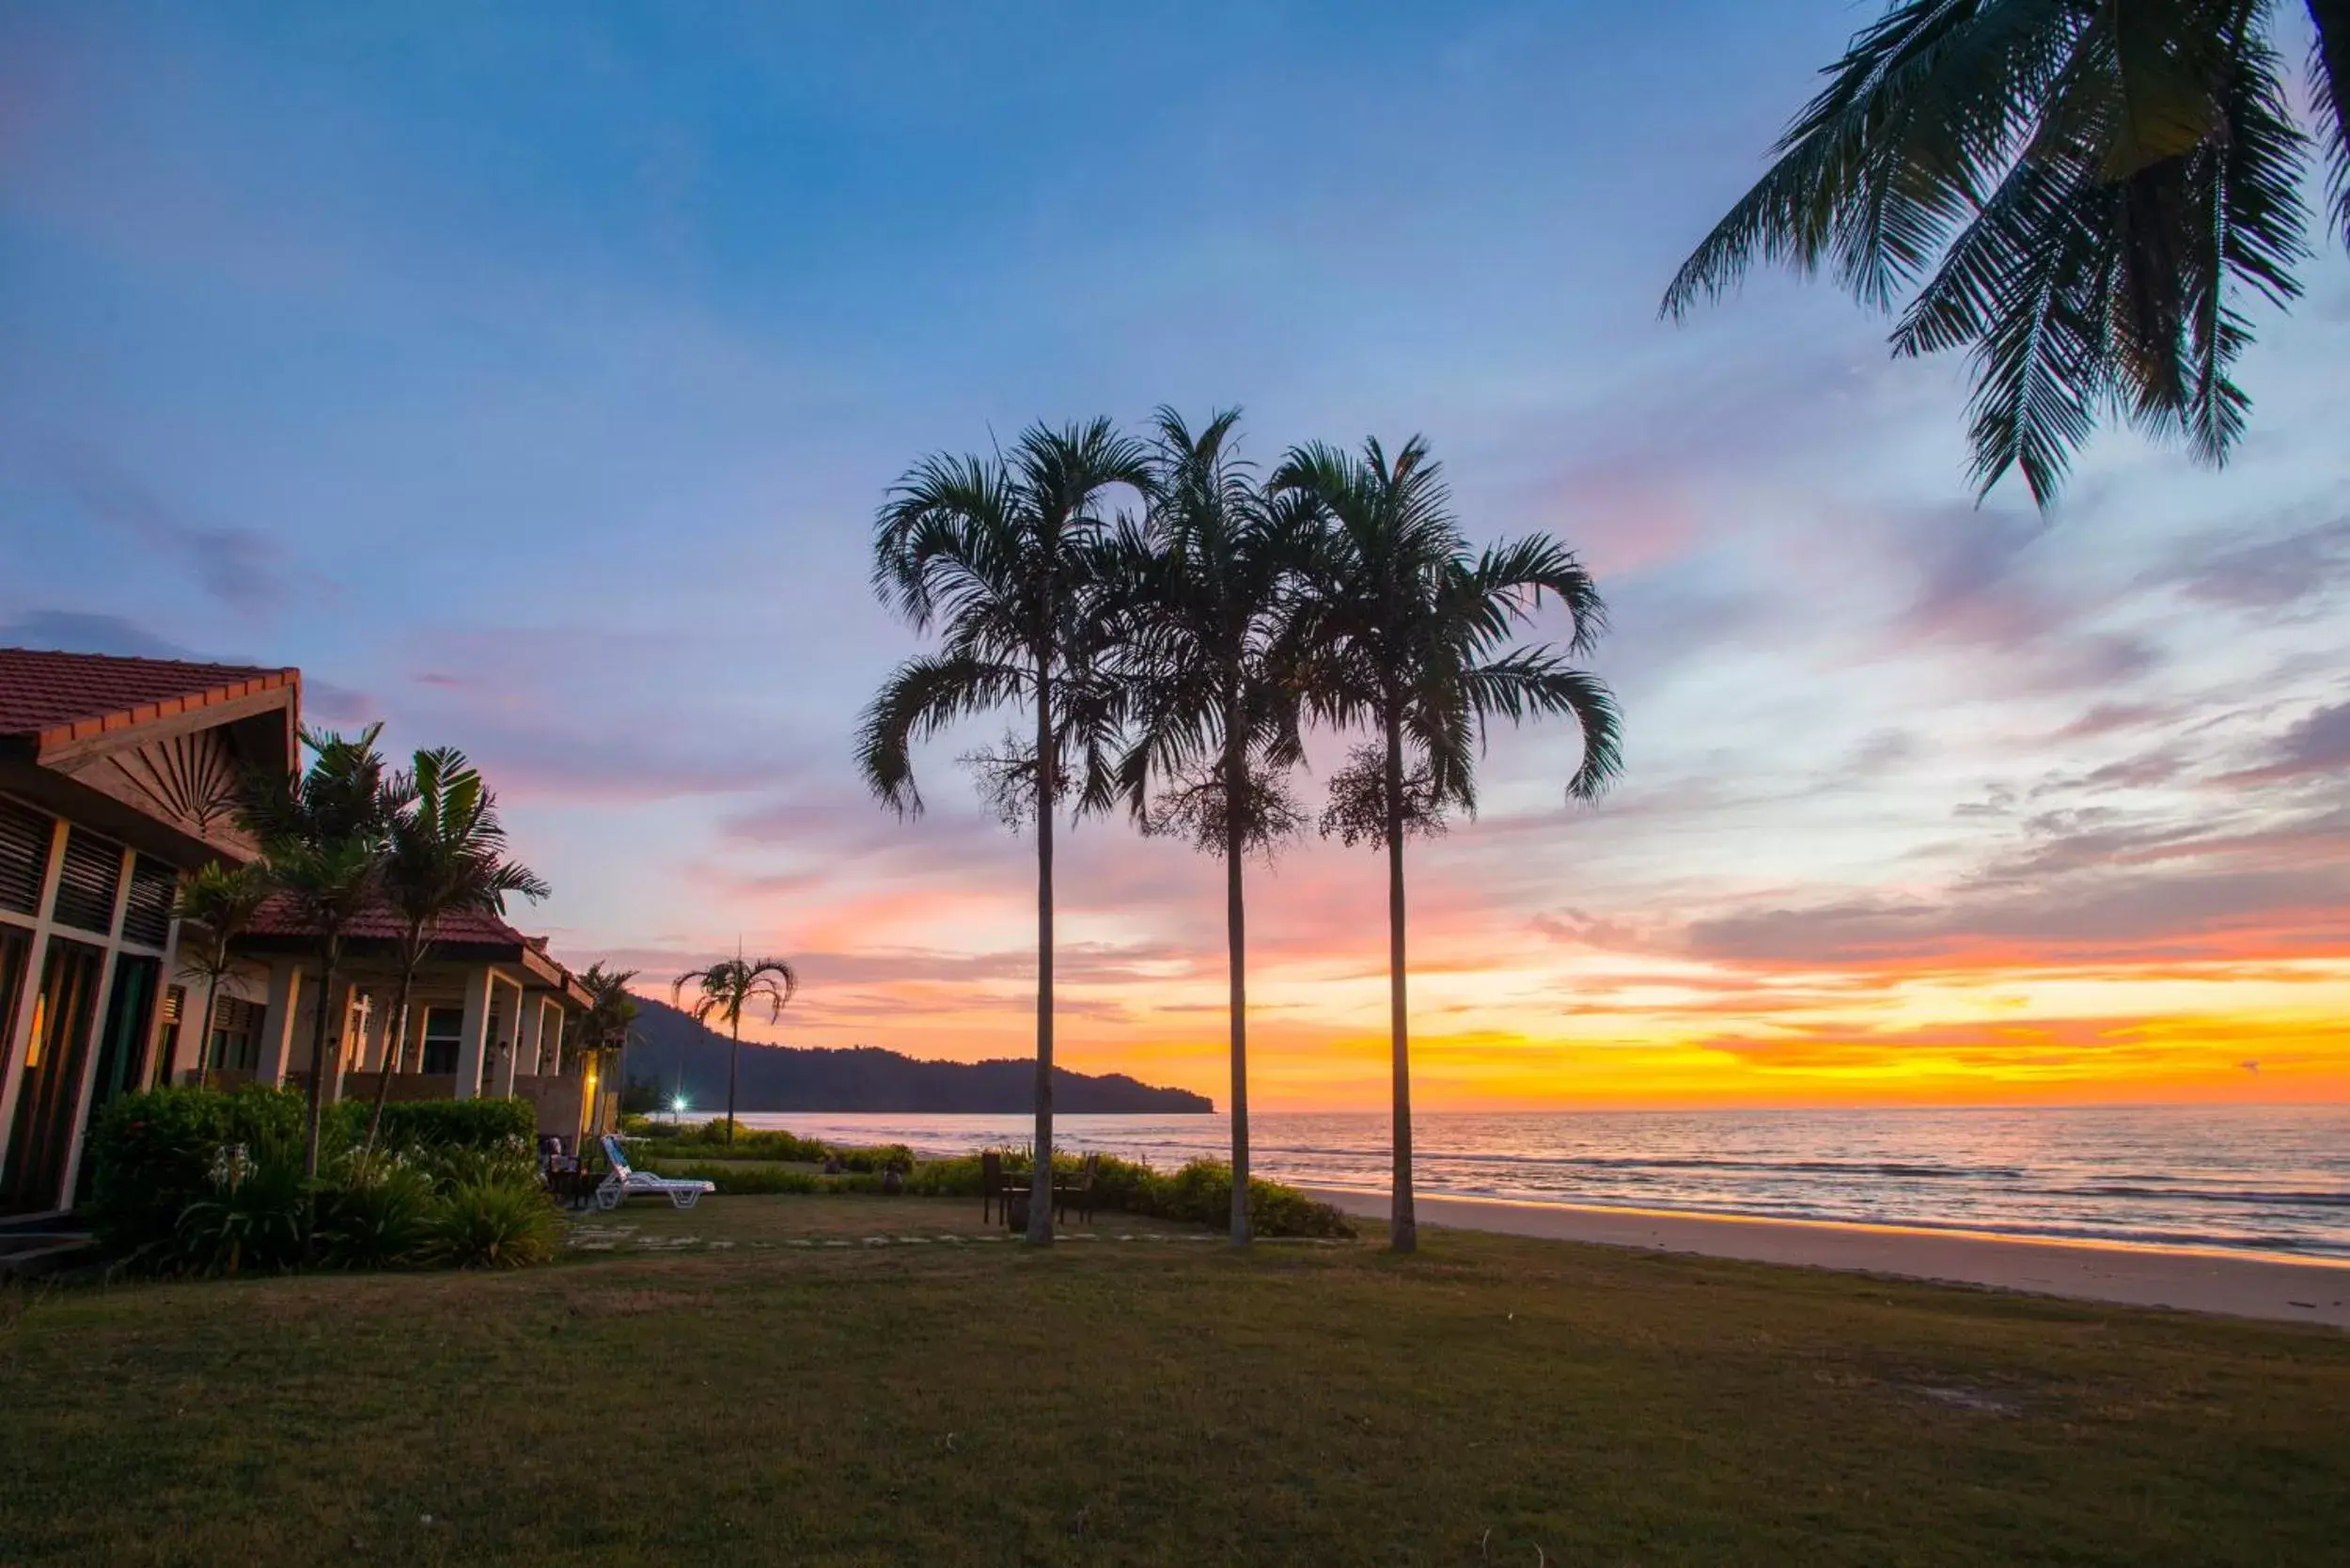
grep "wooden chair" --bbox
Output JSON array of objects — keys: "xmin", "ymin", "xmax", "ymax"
[
  {"xmin": 1054, "ymin": 1152, "xmax": 1101, "ymax": 1225},
  {"xmin": 980, "ymin": 1149, "xmax": 1004, "ymax": 1224}
]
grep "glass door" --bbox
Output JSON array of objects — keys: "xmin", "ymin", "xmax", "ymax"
[
  {"xmin": 85, "ymin": 952, "xmax": 159, "ymax": 1115},
  {"xmin": 1, "ymin": 938, "xmax": 105, "ymax": 1215}
]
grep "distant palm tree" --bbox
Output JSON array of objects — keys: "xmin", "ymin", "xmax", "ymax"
[
  {"xmin": 671, "ymin": 950, "xmax": 799, "ymax": 1145},
  {"xmin": 170, "ymin": 860, "xmax": 269, "ymax": 1089},
  {"xmin": 1276, "ymin": 436, "xmax": 1621, "ymax": 1253},
  {"xmin": 362, "ymin": 747, "xmax": 550, "ymax": 1155},
  {"xmin": 1662, "ymin": 0, "xmax": 2346, "ymax": 507},
  {"xmin": 858, "ymin": 418, "xmax": 1152, "ymax": 1244},
  {"xmin": 241, "ymin": 726, "xmax": 410, "ymax": 1182},
  {"xmin": 1106, "ymin": 407, "xmax": 1309, "ymax": 1247}
]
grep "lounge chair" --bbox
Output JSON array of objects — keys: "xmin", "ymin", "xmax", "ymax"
[{"xmin": 593, "ymin": 1133, "xmax": 716, "ymax": 1212}]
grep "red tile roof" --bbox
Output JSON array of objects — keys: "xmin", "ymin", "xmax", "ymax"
[
  {"xmin": 243, "ymin": 892, "xmax": 532, "ymax": 948},
  {"xmin": 0, "ymin": 647, "xmax": 298, "ymax": 745}
]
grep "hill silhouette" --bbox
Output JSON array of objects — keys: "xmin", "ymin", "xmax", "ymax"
[{"xmin": 620, "ymin": 997, "xmax": 1213, "ymax": 1114}]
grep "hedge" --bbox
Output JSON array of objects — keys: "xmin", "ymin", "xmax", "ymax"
[{"xmin": 86, "ymin": 1086, "xmax": 540, "ymax": 1261}]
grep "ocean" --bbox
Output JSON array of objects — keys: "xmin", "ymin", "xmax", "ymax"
[{"xmin": 724, "ymin": 1104, "xmax": 2350, "ymax": 1260}]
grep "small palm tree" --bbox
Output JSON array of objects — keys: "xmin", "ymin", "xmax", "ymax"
[
  {"xmin": 575, "ymin": 962, "xmax": 642, "ymax": 1101},
  {"xmin": 1276, "ymin": 436, "xmax": 1621, "ymax": 1254},
  {"xmin": 1106, "ymin": 407, "xmax": 1309, "ymax": 1247},
  {"xmin": 170, "ymin": 860, "xmax": 269, "ymax": 1089},
  {"xmin": 1663, "ymin": 0, "xmax": 2346, "ymax": 506},
  {"xmin": 241, "ymin": 726, "xmax": 411, "ymax": 1182},
  {"xmin": 362, "ymin": 747, "xmax": 550, "ymax": 1154},
  {"xmin": 858, "ymin": 418, "xmax": 1152, "ymax": 1244},
  {"xmin": 671, "ymin": 949, "xmax": 798, "ymax": 1145}
]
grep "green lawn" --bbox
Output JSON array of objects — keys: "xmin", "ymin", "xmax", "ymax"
[{"xmin": 4, "ymin": 1195, "xmax": 2346, "ymax": 1566}]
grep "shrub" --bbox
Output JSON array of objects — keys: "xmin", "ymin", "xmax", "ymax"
[
  {"xmin": 175, "ymin": 1136, "xmax": 311, "ymax": 1278},
  {"xmin": 89, "ymin": 1086, "xmax": 562, "ymax": 1275},
  {"xmin": 86, "ymin": 1086, "xmax": 306, "ymax": 1261},
  {"xmin": 420, "ymin": 1182, "xmax": 561, "ymax": 1268},
  {"xmin": 315, "ymin": 1159, "xmax": 436, "ymax": 1270},
  {"xmin": 331, "ymin": 1097, "xmax": 537, "ymax": 1153}
]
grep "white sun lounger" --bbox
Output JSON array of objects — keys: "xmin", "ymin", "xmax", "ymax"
[{"xmin": 594, "ymin": 1133, "xmax": 716, "ymax": 1211}]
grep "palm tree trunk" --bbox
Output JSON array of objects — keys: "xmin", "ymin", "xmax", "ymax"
[
  {"xmin": 363, "ymin": 957, "xmax": 416, "ymax": 1157},
  {"xmin": 196, "ymin": 972, "xmax": 222, "ymax": 1090},
  {"xmin": 1224, "ymin": 727, "xmax": 1250, "ymax": 1247},
  {"xmin": 1028, "ymin": 650, "xmax": 1056, "ymax": 1245},
  {"xmin": 302, "ymin": 945, "xmax": 338, "ymax": 1186},
  {"xmin": 1383, "ymin": 713, "xmax": 1415, "ymax": 1255},
  {"xmin": 727, "ymin": 1012, "xmax": 741, "ymax": 1146}
]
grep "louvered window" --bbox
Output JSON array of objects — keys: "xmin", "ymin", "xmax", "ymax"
[
  {"xmin": 120, "ymin": 856, "xmax": 178, "ymax": 949},
  {"xmin": 51, "ymin": 827, "xmax": 124, "ymax": 935},
  {"xmin": 0, "ymin": 798, "xmax": 53, "ymax": 917}
]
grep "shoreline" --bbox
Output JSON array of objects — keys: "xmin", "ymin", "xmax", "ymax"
[{"xmin": 1302, "ymin": 1185, "xmax": 2350, "ymax": 1328}]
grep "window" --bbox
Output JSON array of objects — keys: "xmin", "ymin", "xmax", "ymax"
[
  {"xmin": 208, "ymin": 996, "xmax": 262, "ymax": 1074},
  {"xmin": 0, "ymin": 798, "xmax": 53, "ymax": 917},
  {"xmin": 420, "ymin": 1007, "xmax": 464, "ymax": 1074},
  {"xmin": 119, "ymin": 857, "xmax": 177, "ymax": 949},
  {"xmin": 50, "ymin": 827, "xmax": 122, "ymax": 935}
]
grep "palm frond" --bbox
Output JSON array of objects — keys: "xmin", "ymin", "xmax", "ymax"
[{"xmin": 854, "ymin": 652, "xmax": 1029, "ymax": 817}]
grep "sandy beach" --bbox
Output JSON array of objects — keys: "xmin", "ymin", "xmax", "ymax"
[{"xmin": 1304, "ymin": 1186, "xmax": 2350, "ymax": 1328}]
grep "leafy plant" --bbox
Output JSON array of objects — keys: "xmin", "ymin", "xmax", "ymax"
[
  {"xmin": 177, "ymin": 1137, "xmax": 311, "ymax": 1278},
  {"xmin": 315, "ymin": 1158, "xmax": 435, "ymax": 1270},
  {"xmin": 420, "ymin": 1181, "xmax": 561, "ymax": 1269}
]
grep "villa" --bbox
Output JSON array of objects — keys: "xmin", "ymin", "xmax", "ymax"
[{"xmin": 0, "ymin": 647, "xmax": 609, "ymax": 1217}]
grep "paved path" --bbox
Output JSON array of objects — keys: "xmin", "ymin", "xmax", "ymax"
[{"xmin": 1304, "ymin": 1187, "xmax": 2350, "ymax": 1328}]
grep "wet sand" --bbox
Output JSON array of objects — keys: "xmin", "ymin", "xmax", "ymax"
[{"xmin": 1303, "ymin": 1186, "xmax": 2350, "ymax": 1328}]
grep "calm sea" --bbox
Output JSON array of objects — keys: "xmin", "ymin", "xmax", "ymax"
[{"xmin": 726, "ymin": 1105, "xmax": 2350, "ymax": 1260}]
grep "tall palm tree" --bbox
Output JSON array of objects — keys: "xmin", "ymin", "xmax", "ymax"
[
  {"xmin": 671, "ymin": 949, "xmax": 799, "ymax": 1145},
  {"xmin": 240, "ymin": 726, "xmax": 410, "ymax": 1182},
  {"xmin": 1663, "ymin": 0, "xmax": 2344, "ymax": 507},
  {"xmin": 1276, "ymin": 436, "xmax": 1622, "ymax": 1254},
  {"xmin": 1106, "ymin": 407, "xmax": 1308, "ymax": 1247},
  {"xmin": 170, "ymin": 860, "xmax": 268, "ymax": 1090},
  {"xmin": 362, "ymin": 747, "xmax": 550, "ymax": 1154},
  {"xmin": 858, "ymin": 417, "xmax": 1152, "ymax": 1245}
]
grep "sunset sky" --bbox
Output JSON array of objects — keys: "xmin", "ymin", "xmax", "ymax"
[{"xmin": 4, "ymin": 4, "xmax": 2346, "ymax": 1111}]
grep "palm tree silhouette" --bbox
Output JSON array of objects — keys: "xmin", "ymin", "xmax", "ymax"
[
  {"xmin": 1276, "ymin": 435, "xmax": 1621, "ymax": 1253},
  {"xmin": 671, "ymin": 949, "xmax": 798, "ymax": 1145},
  {"xmin": 858, "ymin": 418, "xmax": 1151, "ymax": 1244}
]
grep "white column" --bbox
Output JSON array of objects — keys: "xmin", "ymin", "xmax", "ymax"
[
  {"xmin": 453, "ymin": 964, "xmax": 494, "ymax": 1100},
  {"xmin": 516, "ymin": 994, "xmax": 546, "ymax": 1079},
  {"xmin": 256, "ymin": 960, "xmax": 304, "ymax": 1086},
  {"xmin": 0, "ymin": 816, "xmax": 67, "ymax": 1164},
  {"xmin": 151, "ymin": 905, "xmax": 185, "ymax": 1088},
  {"xmin": 55, "ymin": 845, "xmax": 138, "ymax": 1211},
  {"xmin": 491, "ymin": 975, "xmax": 525, "ymax": 1097}
]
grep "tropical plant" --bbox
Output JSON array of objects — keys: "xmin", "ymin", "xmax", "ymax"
[
  {"xmin": 362, "ymin": 747, "xmax": 549, "ymax": 1154},
  {"xmin": 670, "ymin": 950, "xmax": 799, "ymax": 1145},
  {"xmin": 857, "ymin": 417, "xmax": 1152, "ymax": 1244},
  {"xmin": 176, "ymin": 1134, "xmax": 310, "ymax": 1278},
  {"xmin": 1276, "ymin": 436, "xmax": 1621, "ymax": 1253},
  {"xmin": 418, "ymin": 1179, "xmax": 561, "ymax": 1269},
  {"xmin": 240, "ymin": 726, "xmax": 410, "ymax": 1182},
  {"xmin": 169, "ymin": 860, "xmax": 269, "ymax": 1090},
  {"xmin": 1662, "ymin": 0, "xmax": 2347, "ymax": 508},
  {"xmin": 575, "ymin": 962, "xmax": 642, "ymax": 1062},
  {"xmin": 315, "ymin": 1157, "xmax": 435, "ymax": 1270},
  {"xmin": 1105, "ymin": 407, "xmax": 1309, "ymax": 1247}
]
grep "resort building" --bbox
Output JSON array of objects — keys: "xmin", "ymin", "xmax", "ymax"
[{"xmin": 0, "ymin": 648, "xmax": 609, "ymax": 1217}]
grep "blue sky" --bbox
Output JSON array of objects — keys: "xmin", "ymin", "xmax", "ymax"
[{"xmin": 5, "ymin": 3, "xmax": 2346, "ymax": 1106}]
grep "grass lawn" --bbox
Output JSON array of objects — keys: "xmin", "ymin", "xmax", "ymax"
[{"xmin": 3, "ymin": 1195, "xmax": 2346, "ymax": 1566}]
